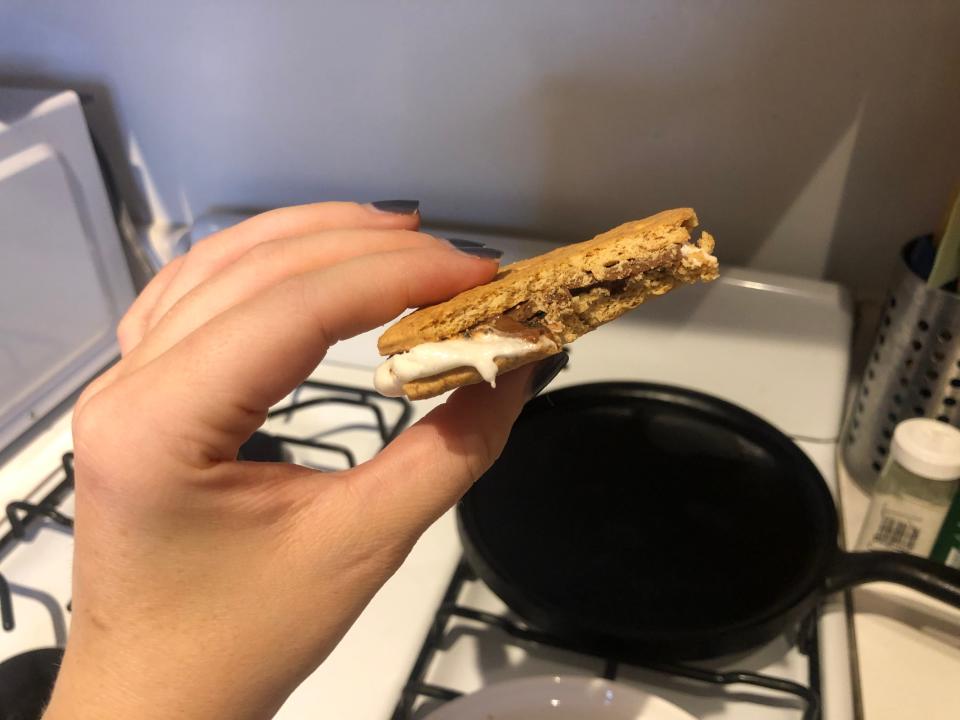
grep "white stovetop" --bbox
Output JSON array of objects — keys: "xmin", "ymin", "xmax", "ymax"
[{"xmin": 0, "ymin": 231, "xmax": 856, "ymax": 719}]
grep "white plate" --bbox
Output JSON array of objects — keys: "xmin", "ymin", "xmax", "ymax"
[{"xmin": 424, "ymin": 675, "xmax": 698, "ymax": 720}]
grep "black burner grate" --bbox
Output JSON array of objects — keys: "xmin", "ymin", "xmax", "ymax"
[
  {"xmin": 266, "ymin": 380, "xmax": 411, "ymax": 468},
  {"xmin": 0, "ymin": 453, "xmax": 75, "ymax": 633},
  {"xmin": 393, "ymin": 561, "xmax": 822, "ymax": 720}
]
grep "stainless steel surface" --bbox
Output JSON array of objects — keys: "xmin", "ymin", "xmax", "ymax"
[{"xmin": 843, "ymin": 254, "xmax": 960, "ymax": 489}]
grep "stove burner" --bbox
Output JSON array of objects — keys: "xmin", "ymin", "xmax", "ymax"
[
  {"xmin": 237, "ymin": 431, "xmax": 289, "ymax": 463},
  {"xmin": 235, "ymin": 380, "xmax": 412, "ymax": 469},
  {"xmin": 0, "ymin": 454, "xmax": 76, "ymax": 634},
  {"xmin": 392, "ymin": 562, "xmax": 823, "ymax": 720},
  {"xmin": 0, "ymin": 647, "xmax": 63, "ymax": 720}
]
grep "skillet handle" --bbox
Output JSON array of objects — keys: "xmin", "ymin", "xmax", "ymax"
[{"xmin": 826, "ymin": 550, "xmax": 960, "ymax": 608}]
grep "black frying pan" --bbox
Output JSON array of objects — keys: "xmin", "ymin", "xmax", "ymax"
[{"xmin": 458, "ymin": 383, "xmax": 960, "ymax": 660}]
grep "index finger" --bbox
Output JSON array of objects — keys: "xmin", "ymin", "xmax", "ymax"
[
  {"xmin": 124, "ymin": 244, "xmax": 500, "ymax": 465},
  {"xmin": 128, "ymin": 201, "xmax": 421, "ymax": 351}
]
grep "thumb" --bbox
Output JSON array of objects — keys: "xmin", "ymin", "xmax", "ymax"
[{"xmin": 351, "ymin": 359, "xmax": 555, "ymax": 537}]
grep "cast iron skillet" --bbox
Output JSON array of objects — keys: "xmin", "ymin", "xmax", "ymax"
[{"xmin": 458, "ymin": 383, "xmax": 960, "ymax": 660}]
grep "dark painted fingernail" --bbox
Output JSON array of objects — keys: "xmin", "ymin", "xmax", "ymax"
[
  {"xmin": 456, "ymin": 246, "xmax": 503, "ymax": 260},
  {"xmin": 528, "ymin": 351, "xmax": 569, "ymax": 398},
  {"xmin": 371, "ymin": 199, "xmax": 420, "ymax": 214},
  {"xmin": 448, "ymin": 237, "xmax": 485, "ymax": 248}
]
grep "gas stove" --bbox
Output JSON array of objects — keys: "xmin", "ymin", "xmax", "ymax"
[{"xmin": 0, "ymin": 227, "xmax": 856, "ymax": 719}]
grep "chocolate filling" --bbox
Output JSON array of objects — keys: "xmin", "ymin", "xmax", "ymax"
[
  {"xmin": 570, "ymin": 278, "xmax": 628, "ymax": 297},
  {"xmin": 597, "ymin": 246, "xmax": 682, "ymax": 280},
  {"xmin": 463, "ymin": 245, "xmax": 683, "ymax": 342},
  {"xmin": 472, "ymin": 315, "xmax": 548, "ymax": 343}
]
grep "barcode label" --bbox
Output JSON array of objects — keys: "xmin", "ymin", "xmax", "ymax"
[
  {"xmin": 947, "ymin": 547, "xmax": 960, "ymax": 570},
  {"xmin": 872, "ymin": 516, "xmax": 920, "ymax": 552}
]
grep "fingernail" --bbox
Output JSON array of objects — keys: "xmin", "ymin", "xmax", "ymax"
[
  {"xmin": 448, "ymin": 237, "xmax": 485, "ymax": 248},
  {"xmin": 456, "ymin": 246, "xmax": 503, "ymax": 260},
  {"xmin": 371, "ymin": 199, "xmax": 420, "ymax": 215},
  {"xmin": 528, "ymin": 351, "xmax": 569, "ymax": 398}
]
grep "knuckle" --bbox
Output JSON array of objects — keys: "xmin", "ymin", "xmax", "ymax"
[
  {"xmin": 242, "ymin": 237, "xmax": 287, "ymax": 267},
  {"xmin": 71, "ymin": 389, "xmax": 119, "ymax": 474},
  {"xmin": 245, "ymin": 205, "xmax": 300, "ymax": 237},
  {"xmin": 410, "ymin": 230, "xmax": 446, "ymax": 249},
  {"xmin": 339, "ymin": 200, "xmax": 365, "ymax": 214},
  {"xmin": 180, "ymin": 248, "xmax": 213, "ymax": 278},
  {"xmin": 74, "ymin": 383, "xmax": 100, "ymax": 420},
  {"xmin": 72, "ymin": 385, "xmax": 115, "ymax": 442},
  {"xmin": 141, "ymin": 307, "xmax": 161, "ymax": 336},
  {"xmin": 116, "ymin": 315, "xmax": 137, "ymax": 351},
  {"xmin": 281, "ymin": 272, "xmax": 332, "ymax": 348},
  {"xmin": 463, "ymin": 435, "xmax": 496, "ymax": 481},
  {"xmin": 252, "ymin": 206, "xmax": 286, "ymax": 227},
  {"xmin": 70, "ymin": 403, "xmax": 95, "ymax": 450},
  {"xmin": 425, "ymin": 428, "xmax": 492, "ymax": 487},
  {"xmin": 179, "ymin": 239, "xmax": 224, "ymax": 278}
]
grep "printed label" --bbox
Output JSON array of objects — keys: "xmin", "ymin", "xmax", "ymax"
[
  {"xmin": 871, "ymin": 515, "xmax": 921, "ymax": 552},
  {"xmin": 857, "ymin": 494, "xmax": 946, "ymax": 556}
]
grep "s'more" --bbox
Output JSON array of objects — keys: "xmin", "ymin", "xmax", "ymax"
[{"xmin": 374, "ymin": 208, "xmax": 718, "ymax": 400}]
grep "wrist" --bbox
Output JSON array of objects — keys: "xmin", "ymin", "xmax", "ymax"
[{"xmin": 43, "ymin": 629, "xmax": 287, "ymax": 720}]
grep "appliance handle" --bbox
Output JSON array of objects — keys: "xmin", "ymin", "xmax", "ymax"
[{"xmin": 825, "ymin": 550, "xmax": 960, "ymax": 607}]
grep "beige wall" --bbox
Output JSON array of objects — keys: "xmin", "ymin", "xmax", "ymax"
[{"xmin": 2, "ymin": 0, "xmax": 958, "ymax": 296}]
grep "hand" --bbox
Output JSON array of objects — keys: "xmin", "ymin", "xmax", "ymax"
[{"xmin": 44, "ymin": 202, "xmax": 540, "ymax": 720}]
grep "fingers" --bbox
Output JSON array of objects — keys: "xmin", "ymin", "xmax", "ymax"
[
  {"xmin": 117, "ymin": 256, "xmax": 185, "ymax": 354},
  {"xmin": 119, "ymin": 229, "xmax": 442, "ymax": 375},
  {"xmin": 348, "ymin": 364, "xmax": 537, "ymax": 538},
  {"xmin": 126, "ymin": 244, "xmax": 500, "ymax": 463},
  {"xmin": 143, "ymin": 202, "xmax": 420, "ymax": 344}
]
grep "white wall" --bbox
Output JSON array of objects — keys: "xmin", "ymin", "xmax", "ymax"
[{"xmin": 2, "ymin": 0, "xmax": 958, "ymax": 296}]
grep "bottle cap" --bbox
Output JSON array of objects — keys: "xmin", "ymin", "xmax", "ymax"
[{"xmin": 891, "ymin": 418, "xmax": 960, "ymax": 481}]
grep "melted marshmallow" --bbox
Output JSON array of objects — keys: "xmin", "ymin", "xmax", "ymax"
[{"xmin": 374, "ymin": 332, "xmax": 552, "ymax": 397}]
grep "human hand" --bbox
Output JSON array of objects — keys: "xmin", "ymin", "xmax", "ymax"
[{"xmin": 43, "ymin": 202, "xmax": 549, "ymax": 719}]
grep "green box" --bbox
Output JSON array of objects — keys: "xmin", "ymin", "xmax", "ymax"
[{"xmin": 930, "ymin": 489, "xmax": 960, "ymax": 569}]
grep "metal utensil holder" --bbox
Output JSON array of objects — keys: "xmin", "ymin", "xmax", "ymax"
[{"xmin": 842, "ymin": 242, "xmax": 960, "ymax": 489}]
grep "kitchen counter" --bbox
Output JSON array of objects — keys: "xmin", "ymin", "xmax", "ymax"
[
  {"xmin": 838, "ymin": 299, "xmax": 960, "ymax": 719},
  {"xmin": 836, "ymin": 462, "xmax": 960, "ymax": 719}
]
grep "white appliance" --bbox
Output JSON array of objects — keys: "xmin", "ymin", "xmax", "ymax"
[
  {"xmin": 0, "ymin": 88, "xmax": 134, "ymax": 452},
  {"xmin": 0, "ymin": 202, "xmax": 857, "ymax": 719}
]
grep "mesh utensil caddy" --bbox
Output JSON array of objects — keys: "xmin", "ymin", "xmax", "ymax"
[{"xmin": 843, "ymin": 241, "xmax": 960, "ymax": 488}]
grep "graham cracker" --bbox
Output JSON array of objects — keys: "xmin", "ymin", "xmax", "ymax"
[{"xmin": 380, "ymin": 208, "xmax": 718, "ymax": 399}]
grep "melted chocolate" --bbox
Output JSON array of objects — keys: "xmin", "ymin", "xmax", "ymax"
[{"xmin": 489, "ymin": 315, "xmax": 545, "ymax": 342}]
